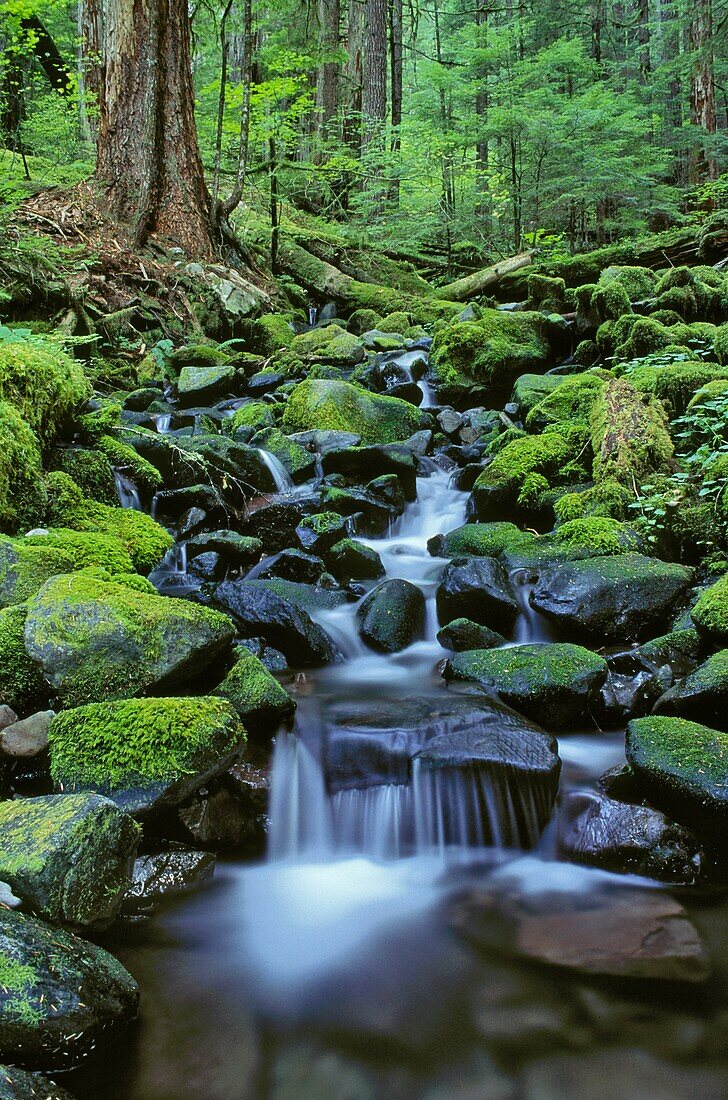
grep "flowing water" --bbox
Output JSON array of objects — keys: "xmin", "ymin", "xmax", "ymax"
[{"xmin": 68, "ymin": 350, "xmax": 728, "ymax": 1100}]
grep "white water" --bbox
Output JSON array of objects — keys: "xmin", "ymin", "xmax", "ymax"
[
  {"xmin": 155, "ymin": 412, "xmax": 172, "ymax": 434},
  {"xmin": 256, "ymin": 448, "xmax": 295, "ymax": 494},
  {"xmin": 510, "ymin": 569, "xmax": 559, "ymax": 644},
  {"xmin": 114, "ymin": 470, "xmax": 142, "ymax": 510}
]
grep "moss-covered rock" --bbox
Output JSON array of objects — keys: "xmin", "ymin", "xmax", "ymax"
[
  {"xmin": 97, "ymin": 435, "xmax": 162, "ymax": 492},
  {"xmin": 599, "ymin": 265, "xmax": 657, "ymax": 302},
  {"xmin": 358, "ymin": 578, "xmax": 425, "ymax": 653},
  {"xmin": 445, "ymin": 642, "xmax": 608, "ymax": 730},
  {"xmin": 251, "ymin": 427, "xmax": 316, "ymax": 482},
  {"xmin": 230, "ymin": 400, "xmax": 276, "ymax": 434},
  {"xmin": 23, "ymin": 529, "xmax": 134, "ymax": 577},
  {"xmin": 531, "ymin": 553, "xmax": 692, "ymax": 643},
  {"xmin": 281, "ymin": 378, "xmax": 425, "ymax": 445},
  {"xmin": 554, "ymin": 479, "xmax": 633, "ymax": 523},
  {"xmin": 0, "ymin": 537, "xmax": 75, "ymax": 608},
  {"xmin": 177, "ymin": 364, "xmax": 236, "ymax": 407},
  {"xmin": 347, "ymin": 308, "xmax": 382, "ymax": 336},
  {"xmin": 0, "ymin": 1064, "xmax": 75, "ymax": 1099},
  {"xmin": 0, "ymin": 341, "xmax": 90, "ymax": 440},
  {"xmin": 691, "ymin": 574, "xmax": 728, "ymax": 645},
  {"xmin": 527, "ymin": 273, "xmax": 566, "ymax": 310},
  {"xmin": 653, "ymin": 649, "xmax": 728, "ymax": 730},
  {"xmin": 0, "ymin": 907, "xmax": 138, "ymax": 1070},
  {"xmin": 428, "ymin": 521, "xmax": 535, "ymax": 560},
  {"xmin": 627, "ymin": 715, "xmax": 728, "ymax": 832},
  {"xmin": 0, "ymin": 605, "xmax": 47, "ymax": 714},
  {"xmin": 715, "ymin": 323, "xmax": 728, "ymax": 366},
  {"xmin": 213, "ymin": 648, "xmax": 294, "ymax": 736},
  {"xmin": 245, "ymin": 313, "xmax": 295, "ymax": 356},
  {"xmin": 290, "ymin": 325, "xmax": 365, "ymax": 365},
  {"xmin": 591, "ymin": 377, "xmax": 673, "ymax": 486},
  {"xmin": 436, "ymin": 617, "xmax": 506, "ymax": 651},
  {"xmin": 525, "ymin": 372, "xmax": 607, "ymax": 433},
  {"xmin": 510, "ymin": 373, "xmax": 564, "ymax": 416},
  {"xmin": 0, "ymin": 403, "xmax": 45, "ymax": 533},
  {"xmin": 53, "ymin": 446, "xmax": 118, "ymax": 506},
  {"xmin": 430, "ymin": 310, "xmax": 550, "ymax": 396},
  {"xmin": 0, "ymin": 794, "xmax": 139, "ymax": 926},
  {"xmin": 24, "ymin": 573, "xmax": 234, "ymax": 707},
  {"xmin": 628, "ymin": 360, "xmax": 728, "ymax": 417},
  {"xmin": 48, "ymin": 696, "xmax": 245, "ymax": 814},
  {"xmin": 326, "ymin": 538, "xmax": 385, "ymax": 581},
  {"xmin": 552, "ymin": 517, "xmax": 643, "ymax": 556}
]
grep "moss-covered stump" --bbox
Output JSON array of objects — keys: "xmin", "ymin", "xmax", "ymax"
[
  {"xmin": 281, "ymin": 379, "xmax": 425, "ymax": 445},
  {"xmin": 48, "ymin": 696, "xmax": 245, "ymax": 815},
  {"xmin": 430, "ymin": 310, "xmax": 550, "ymax": 402},
  {"xmin": 653, "ymin": 650, "xmax": 728, "ymax": 730},
  {"xmin": 590, "ymin": 377, "xmax": 673, "ymax": 486},
  {"xmin": 691, "ymin": 573, "xmax": 728, "ymax": 645},
  {"xmin": 213, "ymin": 649, "xmax": 294, "ymax": 737},
  {"xmin": 445, "ymin": 643, "xmax": 607, "ymax": 731},
  {"xmin": 530, "ymin": 554, "xmax": 692, "ymax": 643},
  {"xmin": 0, "ymin": 794, "xmax": 139, "ymax": 926},
  {"xmin": 0, "ymin": 1064, "xmax": 76, "ymax": 1099},
  {"xmin": 0, "ymin": 606, "xmax": 47, "ymax": 714},
  {"xmin": 0, "ymin": 908, "xmax": 138, "ymax": 1071},
  {"xmin": 627, "ymin": 716, "xmax": 728, "ymax": 833},
  {"xmin": 24, "ymin": 573, "xmax": 234, "ymax": 707}
]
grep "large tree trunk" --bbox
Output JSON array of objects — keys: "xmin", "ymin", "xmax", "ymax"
[
  {"xmin": 316, "ymin": 0, "xmax": 341, "ymax": 137},
  {"xmin": 343, "ymin": 0, "xmax": 364, "ymax": 155},
  {"xmin": 362, "ymin": 0, "xmax": 387, "ymax": 146},
  {"xmin": 387, "ymin": 0, "xmax": 402, "ymax": 203},
  {"xmin": 95, "ymin": 0, "xmax": 215, "ymax": 256},
  {"xmin": 689, "ymin": 0, "xmax": 718, "ymax": 183}
]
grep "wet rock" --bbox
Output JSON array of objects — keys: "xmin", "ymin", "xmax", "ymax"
[
  {"xmin": 187, "ymin": 531, "xmax": 262, "ymax": 570},
  {"xmin": 445, "ymin": 643, "xmax": 608, "ymax": 731},
  {"xmin": 450, "ymin": 858, "xmax": 709, "ymax": 981},
  {"xmin": 530, "ymin": 554, "xmax": 692, "ymax": 643},
  {"xmin": 0, "ymin": 712, "xmax": 53, "ymax": 759},
  {"xmin": 251, "ymin": 427, "xmax": 317, "ymax": 482},
  {"xmin": 326, "ymin": 538, "xmax": 385, "ymax": 582},
  {"xmin": 0, "ymin": 706, "xmax": 17, "ymax": 731},
  {"xmin": 0, "ymin": 1064, "xmax": 77, "ymax": 1099},
  {"xmin": 320, "ymin": 485, "xmax": 399, "ymax": 533},
  {"xmin": 48, "ymin": 696, "xmax": 245, "ymax": 816},
  {"xmin": 246, "ymin": 549, "xmax": 325, "ymax": 584},
  {"xmin": 247, "ymin": 370, "xmax": 287, "ymax": 397},
  {"xmin": 358, "ymin": 579, "xmax": 426, "ymax": 653},
  {"xmin": 436, "ymin": 618, "xmax": 507, "ymax": 652},
  {"xmin": 178, "ymin": 435, "xmax": 278, "ymax": 499},
  {"xmin": 213, "ymin": 648, "xmax": 295, "ymax": 736},
  {"xmin": 295, "ymin": 512, "xmax": 349, "ymax": 555},
  {"xmin": 437, "ymin": 408, "xmax": 464, "ymax": 436},
  {"xmin": 25, "ymin": 573, "xmax": 234, "ymax": 707},
  {"xmin": 557, "ymin": 790, "xmax": 704, "ymax": 883},
  {"xmin": 0, "ymin": 907, "xmax": 139, "ymax": 1070},
  {"xmin": 240, "ymin": 576, "xmax": 349, "ymax": 613},
  {"xmin": 237, "ymin": 637, "xmax": 289, "ymax": 672},
  {"xmin": 320, "ymin": 444, "xmax": 418, "ymax": 500},
  {"xmin": 240, "ymin": 500, "xmax": 310, "ymax": 553},
  {"xmin": 691, "ymin": 572, "xmax": 728, "ymax": 645},
  {"xmin": 436, "ymin": 557, "xmax": 519, "ymax": 633},
  {"xmin": 281, "ymin": 378, "xmax": 425, "ymax": 445},
  {"xmin": 211, "ymin": 580, "xmax": 340, "ymax": 666},
  {"xmin": 123, "ymin": 848, "xmax": 216, "ymax": 914},
  {"xmin": 0, "ymin": 793, "xmax": 139, "ymax": 925},
  {"xmin": 178, "ymin": 752, "xmax": 270, "ymax": 852},
  {"xmin": 187, "ymin": 551, "xmax": 223, "ymax": 580},
  {"xmin": 626, "ymin": 715, "xmax": 728, "ymax": 833},
  {"xmin": 653, "ymin": 650, "xmax": 728, "ymax": 729},
  {"xmin": 519, "ymin": 1049, "xmax": 724, "ymax": 1100},
  {"xmin": 287, "ymin": 428, "xmax": 361, "ymax": 453},
  {"xmin": 177, "ymin": 365, "xmax": 237, "ymax": 407}
]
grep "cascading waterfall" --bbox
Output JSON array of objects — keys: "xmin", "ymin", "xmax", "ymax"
[
  {"xmin": 510, "ymin": 568, "xmax": 558, "ymax": 644},
  {"xmin": 257, "ymin": 448, "xmax": 295, "ymax": 494},
  {"xmin": 114, "ymin": 470, "xmax": 142, "ymax": 510}
]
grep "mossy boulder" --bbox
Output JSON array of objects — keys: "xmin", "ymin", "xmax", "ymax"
[
  {"xmin": 251, "ymin": 427, "xmax": 316, "ymax": 482},
  {"xmin": 525, "ymin": 372, "xmax": 606, "ymax": 433},
  {"xmin": 0, "ymin": 403, "xmax": 45, "ymax": 533},
  {"xmin": 212, "ymin": 648, "xmax": 294, "ymax": 736},
  {"xmin": 245, "ymin": 313, "xmax": 295, "ymax": 356},
  {"xmin": 357, "ymin": 578, "xmax": 425, "ymax": 653},
  {"xmin": 436, "ymin": 557, "xmax": 519, "ymax": 633},
  {"xmin": 653, "ymin": 649, "xmax": 728, "ymax": 731},
  {"xmin": 430, "ymin": 310, "xmax": 550, "ymax": 398},
  {"xmin": 290, "ymin": 325, "xmax": 366, "ymax": 365},
  {"xmin": 0, "ymin": 341, "xmax": 90, "ymax": 440},
  {"xmin": 281, "ymin": 378, "xmax": 425, "ymax": 445},
  {"xmin": 48, "ymin": 696, "xmax": 245, "ymax": 814},
  {"xmin": 23, "ymin": 529, "xmax": 134, "ymax": 577},
  {"xmin": 0, "ymin": 605, "xmax": 47, "ymax": 713},
  {"xmin": 53, "ymin": 446, "xmax": 118, "ymax": 505},
  {"xmin": 176, "ymin": 364, "xmax": 236, "ymax": 407},
  {"xmin": 0, "ymin": 907, "xmax": 138, "ymax": 1070},
  {"xmin": 554, "ymin": 479, "xmax": 633, "ymax": 523},
  {"xmin": 436, "ymin": 618, "xmax": 506, "ymax": 651},
  {"xmin": 511, "ymin": 373, "xmax": 564, "ymax": 416},
  {"xmin": 96, "ymin": 434, "xmax": 162, "ymax": 493},
  {"xmin": 445, "ymin": 642, "xmax": 608, "ymax": 730},
  {"xmin": 628, "ymin": 360, "xmax": 728, "ymax": 417},
  {"xmin": 552, "ymin": 517, "xmax": 643, "ymax": 556},
  {"xmin": 230, "ymin": 400, "xmax": 276, "ymax": 434},
  {"xmin": 0, "ymin": 794, "xmax": 139, "ymax": 926},
  {"xmin": 591, "ymin": 377, "xmax": 673, "ymax": 486},
  {"xmin": 0, "ymin": 538, "xmax": 75, "ymax": 608},
  {"xmin": 627, "ymin": 715, "xmax": 728, "ymax": 833},
  {"xmin": 599, "ymin": 265, "xmax": 657, "ymax": 302},
  {"xmin": 24, "ymin": 573, "xmax": 234, "ymax": 707},
  {"xmin": 348, "ymin": 308, "xmax": 382, "ymax": 335},
  {"xmin": 531, "ymin": 554, "xmax": 692, "ymax": 643},
  {"xmin": 691, "ymin": 574, "xmax": 728, "ymax": 645},
  {"xmin": 428, "ymin": 521, "xmax": 535, "ymax": 561},
  {"xmin": 326, "ymin": 538, "xmax": 385, "ymax": 582}
]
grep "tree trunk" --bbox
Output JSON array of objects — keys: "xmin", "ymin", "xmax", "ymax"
[
  {"xmin": 388, "ymin": 0, "xmax": 402, "ymax": 203},
  {"xmin": 343, "ymin": 0, "xmax": 364, "ymax": 154},
  {"xmin": 689, "ymin": 0, "xmax": 718, "ymax": 182},
  {"xmin": 221, "ymin": 0, "xmax": 253, "ymax": 217},
  {"xmin": 362, "ymin": 0, "xmax": 387, "ymax": 146},
  {"xmin": 316, "ymin": 0, "xmax": 341, "ymax": 137},
  {"xmin": 436, "ymin": 251, "xmax": 536, "ymax": 302},
  {"xmin": 95, "ymin": 0, "xmax": 215, "ymax": 256},
  {"xmin": 79, "ymin": 0, "xmax": 104, "ymax": 136},
  {"xmin": 212, "ymin": 0, "xmax": 233, "ymax": 204},
  {"xmin": 637, "ymin": 0, "xmax": 650, "ymax": 83}
]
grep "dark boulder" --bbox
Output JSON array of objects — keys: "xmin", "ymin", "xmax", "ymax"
[
  {"xmin": 436, "ymin": 557, "xmax": 519, "ymax": 633},
  {"xmin": 123, "ymin": 849, "xmax": 216, "ymax": 915},
  {"xmin": 211, "ymin": 580, "xmax": 340, "ymax": 665},
  {"xmin": 358, "ymin": 579, "xmax": 426, "ymax": 653}
]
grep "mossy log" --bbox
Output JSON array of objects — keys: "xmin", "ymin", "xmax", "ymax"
[
  {"xmin": 591, "ymin": 377, "xmax": 673, "ymax": 487},
  {"xmin": 435, "ymin": 250, "xmax": 537, "ymax": 301}
]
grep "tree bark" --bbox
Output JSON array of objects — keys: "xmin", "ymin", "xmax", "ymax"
[
  {"xmin": 95, "ymin": 0, "xmax": 215, "ymax": 256},
  {"xmin": 689, "ymin": 0, "xmax": 718, "ymax": 182},
  {"xmin": 362, "ymin": 0, "xmax": 387, "ymax": 146},
  {"xmin": 221, "ymin": 0, "xmax": 253, "ymax": 217},
  {"xmin": 388, "ymin": 0, "xmax": 402, "ymax": 202},
  {"xmin": 343, "ymin": 0, "xmax": 364, "ymax": 154},
  {"xmin": 436, "ymin": 251, "xmax": 537, "ymax": 302},
  {"xmin": 316, "ymin": 0, "xmax": 341, "ymax": 137}
]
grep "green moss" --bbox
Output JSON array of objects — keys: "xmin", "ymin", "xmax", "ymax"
[
  {"xmin": 348, "ymin": 308, "xmax": 382, "ymax": 335},
  {"xmin": 527, "ymin": 274, "xmax": 566, "ymax": 310},
  {"xmin": 247, "ymin": 313, "xmax": 296, "ymax": 356},
  {"xmin": 553, "ymin": 517, "xmax": 642, "ymax": 555},
  {"xmin": 525, "ymin": 372, "xmax": 607, "ymax": 432},
  {"xmin": 0, "ymin": 340, "xmax": 90, "ymax": 440},
  {"xmin": 0, "ymin": 952, "xmax": 42, "ymax": 1027},
  {"xmin": 599, "ymin": 265, "xmax": 657, "ymax": 301},
  {"xmin": 53, "ymin": 447, "xmax": 118, "ymax": 506},
  {"xmin": 713, "ymin": 324, "xmax": 728, "ymax": 367},
  {"xmin": 169, "ymin": 343, "xmax": 231, "ymax": 370},
  {"xmin": 627, "ymin": 714, "xmax": 728, "ymax": 800},
  {"xmin": 48, "ymin": 696, "xmax": 244, "ymax": 791},
  {"xmin": 290, "ymin": 325, "xmax": 365, "ymax": 365},
  {"xmin": 554, "ymin": 479, "xmax": 633, "ymax": 522},
  {"xmin": 0, "ymin": 536, "xmax": 74, "ymax": 607},
  {"xmin": 281, "ymin": 378, "xmax": 424, "ymax": 445},
  {"xmin": 213, "ymin": 649, "xmax": 294, "ymax": 731},
  {"xmin": 230, "ymin": 401, "xmax": 276, "ymax": 433},
  {"xmin": 473, "ymin": 423, "xmax": 590, "ymax": 510},
  {"xmin": 428, "ymin": 521, "xmax": 536, "ymax": 560},
  {"xmin": 23, "ymin": 528, "xmax": 134, "ymax": 576},
  {"xmin": 511, "ymin": 373, "xmax": 563, "ymax": 415},
  {"xmin": 0, "ymin": 402, "xmax": 46, "ymax": 533},
  {"xmin": 251, "ymin": 427, "xmax": 313, "ymax": 479},
  {"xmin": 430, "ymin": 309, "xmax": 550, "ymax": 391},
  {"xmin": 692, "ymin": 573, "xmax": 728, "ymax": 644},
  {"xmin": 592, "ymin": 279, "xmax": 632, "ymax": 322},
  {"xmin": 629, "ymin": 361, "xmax": 728, "ymax": 417},
  {"xmin": 0, "ymin": 604, "xmax": 46, "ymax": 712},
  {"xmin": 517, "ymin": 472, "xmax": 550, "ymax": 508},
  {"xmin": 591, "ymin": 377, "xmax": 673, "ymax": 486},
  {"xmin": 97, "ymin": 435, "xmax": 162, "ymax": 492},
  {"xmin": 379, "ymin": 310, "xmax": 413, "ymax": 335}
]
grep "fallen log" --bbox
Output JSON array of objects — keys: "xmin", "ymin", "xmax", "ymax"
[{"xmin": 435, "ymin": 250, "xmax": 537, "ymax": 302}]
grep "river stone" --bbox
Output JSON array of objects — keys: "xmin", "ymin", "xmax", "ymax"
[
  {"xmin": 123, "ymin": 849, "xmax": 216, "ymax": 915},
  {"xmin": 436, "ymin": 618, "xmax": 506, "ymax": 652},
  {"xmin": 626, "ymin": 715, "xmax": 728, "ymax": 833},
  {"xmin": 519, "ymin": 1049, "xmax": 725, "ymax": 1100},
  {"xmin": 0, "ymin": 1065, "xmax": 76, "ymax": 1099},
  {"xmin": 24, "ymin": 573, "xmax": 234, "ymax": 708},
  {"xmin": 322, "ymin": 696, "xmax": 560, "ymax": 845},
  {"xmin": 320, "ymin": 485, "xmax": 398, "ymax": 533},
  {"xmin": 246, "ymin": 549, "xmax": 325, "ymax": 585},
  {"xmin": 445, "ymin": 644, "xmax": 608, "ymax": 731},
  {"xmin": 653, "ymin": 649, "xmax": 728, "ymax": 729},
  {"xmin": 48, "ymin": 696, "xmax": 245, "ymax": 816},
  {"xmin": 212, "ymin": 648, "xmax": 295, "ymax": 736},
  {"xmin": 211, "ymin": 580, "xmax": 340, "ymax": 666},
  {"xmin": 450, "ymin": 858, "xmax": 709, "ymax": 981},
  {"xmin": 530, "ymin": 554, "xmax": 693, "ymax": 642},
  {"xmin": 177, "ymin": 365, "xmax": 236, "ymax": 407},
  {"xmin": 326, "ymin": 539, "xmax": 385, "ymax": 582},
  {"xmin": 436, "ymin": 557, "xmax": 519, "ymax": 633},
  {"xmin": 0, "ymin": 794, "xmax": 139, "ymax": 926},
  {"xmin": 295, "ymin": 512, "xmax": 349, "ymax": 555},
  {"xmin": 557, "ymin": 790, "xmax": 704, "ymax": 884},
  {"xmin": 0, "ymin": 537, "xmax": 75, "ymax": 609},
  {"xmin": 281, "ymin": 378, "xmax": 426, "ymax": 446},
  {"xmin": 0, "ymin": 908, "xmax": 139, "ymax": 1070},
  {"xmin": 178, "ymin": 435, "xmax": 277, "ymax": 499},
  {"xmin": 186, "ymin": 531, "xmax": 263, "ymax": 569},
  {"xmin": 0, "ymin": 712, "xmax": 53, "ymax": 759},
  {"xmin": 0, "ymin": 707, "xmax": 17, "ymax": 732},
  {"xmin": 358, "ymin": 579, "xmax": 426, "ymax": 653},
  {"xmin": 320, "ymin": 444, "xmax": 418, "ymax": 500}
]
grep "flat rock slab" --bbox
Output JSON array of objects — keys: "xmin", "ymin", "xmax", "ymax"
[
  {"xmin": 449, "ymin": 858, "xmax": 709, "ymax": 982},
  {"xmin": 0, "ymin": 908, "xmax": 139, "ymax": 1071}
]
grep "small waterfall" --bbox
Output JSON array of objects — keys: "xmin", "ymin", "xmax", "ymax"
[
  {"xmin": 417, "ymin": 379, "xmax": 437, "ymax": 408},
  {"xmin": 268, "ymin": 732, "xmax": 333, "ymax": 860},
  {"xmin": 257, "ymin": 449, "xmax": 294, "ymax": 494},
  {"xmin": 164, "ymin": 542, "xmax": 188, "ymax": 573},
  {"xmin": 307, "ymin": 306, "xmax": 318, "ymax": 328},
  {"xmin": 510, "ymin": 569, "xmax": 558, "ymax": 644},
  {"xmin": 155, "ymin": 413, "xmax": 172, "ymax": 434},
  {"xmin": 114, "ymin": 470, "xmax": 142, "ymax": 510}
]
